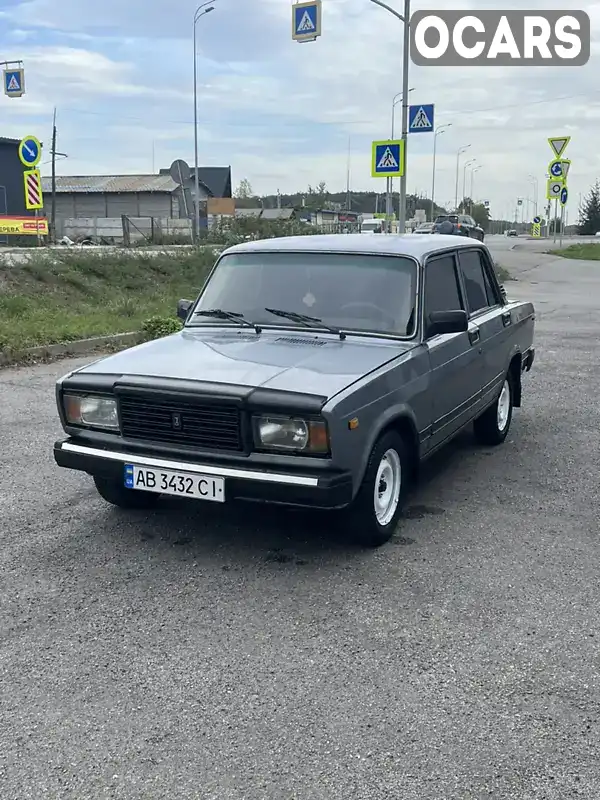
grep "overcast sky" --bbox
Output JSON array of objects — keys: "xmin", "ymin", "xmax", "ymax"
[{"xmin": 0, "ymin": 0, "xmax": 598, "ymax": 219}]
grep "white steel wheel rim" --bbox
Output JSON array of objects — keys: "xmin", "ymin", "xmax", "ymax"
[
  {"xmin": 497, "ymin": 380, "xmax": 511, "ymax": 431},
  {"xmin": 374, "ymin": 448, "xmax": 402, "ymax": 526}
]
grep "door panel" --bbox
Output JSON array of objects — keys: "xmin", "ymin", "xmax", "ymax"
[
  {"xmin": 427, "ymin": 328, "xmax": 483, "ymax": 448},
  {"xmin": 423, "ymin": 252, "xmax": 484, "ymax": 451},
  {"xmin": 457, "ymin": 248, "xmax": 509, "ymax": 407}
]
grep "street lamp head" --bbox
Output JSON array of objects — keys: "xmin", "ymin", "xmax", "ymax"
[
  {"xmin": 195, "ymin": 1, "xmax": 216, "ymax": 20},
  {"xmin": 393, "ymin": 87, "xmax": 414, "ymax": 104}
]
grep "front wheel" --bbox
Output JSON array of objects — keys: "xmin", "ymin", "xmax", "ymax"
[
  {"xmin": 94, "ymin": 476, "xmax": 161, "ymax": 509},
  {"xmin": 342, "ymin": 431, "xmax": 410, "ymax": 547},
  {"xmin": 473, "ymin": 375, "xmax": 513, "ymax": 445}
]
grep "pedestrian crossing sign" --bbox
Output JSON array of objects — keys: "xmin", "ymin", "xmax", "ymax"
[
  {"xmin": 3, "ymin": 67, "xmax": 25, "ymax": 97},
  {"xmin": 371, "ymin": 139, "xmax": 404, "ymax": 178},
  {"xmin": 409, "ymin": 103, "xmax": 435, "ymax": 133},
  {"xmin": 292, "ymin": 0, "xmax": 321, "ymax": 42}
]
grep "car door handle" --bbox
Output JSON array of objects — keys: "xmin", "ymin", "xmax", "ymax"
[
  {"xmin": 468, "ymin": 327, "xmax": 480, "ymax": 345},
  {"xmin": 502, "ymin": 310, "xmax": 512, "ymax": 327}
]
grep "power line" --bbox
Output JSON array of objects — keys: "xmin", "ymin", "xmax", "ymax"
[{"xmin": 53, "ymin": 88, "xmax": 600, "ymax": 130}]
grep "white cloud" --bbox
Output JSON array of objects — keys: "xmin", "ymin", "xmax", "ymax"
[{"xmin": 0, "ymin": 0, "xmax": 598, "ymax": 216}]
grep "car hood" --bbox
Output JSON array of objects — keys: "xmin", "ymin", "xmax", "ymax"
[{"xmin": 76, "ymin": 327, "xmax": 416, "ymax": 399}]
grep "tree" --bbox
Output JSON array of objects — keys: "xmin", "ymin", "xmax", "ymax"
[
  {"xmin": 458, "ymin": 198, "xmax": 490, "ymax": 231},
  {"xmin": 470, "ymin": 202, "xmax": 491, "ymax": 231},
  {"xmin": 234, "ymin": 178, "xmax": 253, "ymax": 199},
  {"xmin": 577, "ymin": 180, "xmax": 600, "ymax": 235}
]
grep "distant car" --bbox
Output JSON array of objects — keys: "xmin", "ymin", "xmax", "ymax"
[
  {"xmin": 53, "ymin": 233, "xmax": 535, "ymax": 548},
  {"xmin": 433, "ymin": 214, "xmax": 485, "ymax": 241},
  {"xmin": 414, "ymin": 222, "xmax": 435, "ymax": 234},
  {"xmin": 506, "ymin": 229, "xmax": 517, "ymax": 237}
]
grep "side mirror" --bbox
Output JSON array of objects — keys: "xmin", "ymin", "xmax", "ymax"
[
  {"xmin": 177, "ymin": 299, "xmax": 193, "ymax": 321},
  {"xmin": 427, "ymin": 309, "xmax": 468, "ymax": 337}
]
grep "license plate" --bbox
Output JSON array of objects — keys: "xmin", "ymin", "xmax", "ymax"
[{"xmin": 124, "ymin": 464, "xmax": 225, "ymax": 503}]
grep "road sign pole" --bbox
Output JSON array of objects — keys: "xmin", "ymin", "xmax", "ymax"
[
  {"xmin": 385, "ymin": 177, "xmax": 391, "ymax": 232},
  {"xmin": 398, "ymin": 0, "xmax": 410, "ymax": 234},
  {"xmin": 369, "ymin": 0, "xmax": 409, "ymax": 230},
  {"xmin": 553, "ymin": 199, "xmax": 558, "ymax": 242},
  {"xmin": 559, "ymin": 203, "xmax": 564, "ymax": 247}
]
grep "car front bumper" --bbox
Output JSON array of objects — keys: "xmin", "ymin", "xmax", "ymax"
[{"xmin": 54, "ymin": 438, "xmax": 354, "ymax": 510}]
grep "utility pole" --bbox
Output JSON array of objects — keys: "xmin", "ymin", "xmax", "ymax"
[
  {"xmin": 345, "ymin": 136, "xmax": 351, "ymax": 211},
  {"xmin": 50, "ymin": 107, "xmax": 57, "ymax": 243}
]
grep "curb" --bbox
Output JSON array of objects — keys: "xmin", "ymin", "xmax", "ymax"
[{"xmin": 0, "ymin": 331, "xmax": 142, "ymax": 368}]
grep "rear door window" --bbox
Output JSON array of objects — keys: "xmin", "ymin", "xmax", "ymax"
[
  {"xmin": 457, "ymin": 250, "xmax": 494, "ymax": 315},
  {"xmin": 424, "ymin": 253, "xmax": 463, "ymax": 324}
]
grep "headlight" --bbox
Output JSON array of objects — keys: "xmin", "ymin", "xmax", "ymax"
[
  {"xmin": 252, "ymin": 415, "xmax": 329, "ymax": 454},
  {"xmin": 63, "ymin": 393, "xmax": 119, "ymax": 430}
]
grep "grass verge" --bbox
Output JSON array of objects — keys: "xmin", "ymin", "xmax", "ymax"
[
  {"xmin": 494, "ymin": 263, "xmax": 513, "ymax": 282},
  {"xmin": 1, "ymin": 249, "xmax": 514, "ymax": 363},
  {"xmin": 0, "ymin": 249, "xmax": 216, "ymax": 356},
  {"xmin": 547, "ymin": 243, "xmax": 600, "ymax": 260}
]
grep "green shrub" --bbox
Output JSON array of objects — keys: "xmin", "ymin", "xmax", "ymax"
[{"xmin": 141, "ymin": 316, "xmax": 183, "ymax": 340}]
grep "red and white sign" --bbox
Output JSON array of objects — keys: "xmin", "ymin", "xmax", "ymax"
[{"xmin": 23, "ymin": 168, "xmax": 43, "ymax": 210}]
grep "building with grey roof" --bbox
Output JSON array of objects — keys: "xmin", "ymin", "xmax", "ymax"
[{"xmin": 41, "ymin": 166, "xmax": 232, "ymax": 224}]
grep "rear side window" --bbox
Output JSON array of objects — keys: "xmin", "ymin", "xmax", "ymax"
[
  {"xmin": 424, "ymin": 254, "xmax": 463, "ymax": 319},
  {"xmin": 457, "ymin": 250, "xmax": 495, "ymax": 314}
]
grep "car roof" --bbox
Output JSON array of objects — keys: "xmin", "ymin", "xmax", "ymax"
[{"xmin": 221, "ymin": 233, "xmax": 486, "ymax": 262}]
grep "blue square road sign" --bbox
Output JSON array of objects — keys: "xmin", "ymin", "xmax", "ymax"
[
  {"xmin": 3, "ymin": 68, "xmax": 25, "ymax": 97},
  {"xmin": 292, "ymin": 1, "xmax": 321, "ymax": 41},
  {"xmin": 371, "ymin": 140, "xmax": 404, "ymax": 178},
  {"xmin": 409, "ymin": 104, "xmax": 434, "ymax": 133}
]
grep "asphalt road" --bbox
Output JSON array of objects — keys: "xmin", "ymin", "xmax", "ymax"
[{"xmin": 2, "ymin": 245, "xmax": 600, "ymax": 799}]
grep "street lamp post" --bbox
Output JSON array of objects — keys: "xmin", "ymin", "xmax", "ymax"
[
  {"xmin": 528, "ymin": 174, "xmax": 538, "ymax": 218},
  {"xmin": 370, "ymin": 0, "xmax": 410, "ymax": 234},
  {"xmin": 462, "ymin": 158, "xmax": 475, "ymax": 209},
  {"xmin": 193, "ymin": 1, "xmax": 216, "ymax": 243},
  {"xmin": 431, "ymin": 123, "xmax": 451, "ymax": 222},
  {"xmin": 389, "ymin": 86, "xmax": 414, "ymax": 230},
  {"xmin": 470, "ymin": 166, "xmax": 480, "ymax": 211},
  {"xmin": 455, "ymin": 145, "xmax": 471, "ymax": 211}
]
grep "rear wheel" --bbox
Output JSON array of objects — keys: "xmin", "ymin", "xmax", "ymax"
[
  {"xmin": 94, "ymin": 476, "xmax": 161, "ymax": 509},
  {"xmin": 473, "ymin": 374, "xmax": 513, "ymax": 445},
  {"xmin": 343, "ymin": 431, "xmax": 410, "ymax": 547}
]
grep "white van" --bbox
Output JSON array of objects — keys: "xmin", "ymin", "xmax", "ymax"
[{"xmin": 360, "ymin": 218, "xmax": 385, "ymax": 233}]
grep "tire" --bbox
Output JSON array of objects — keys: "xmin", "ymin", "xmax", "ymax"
[
  {"xmin": 473, "ymin": 374, "xmax": 513, "ymax": 445},
  {"xmin": 343, "ymin": 431, "xmax": 410, "ymax": 547},
  {"xmin": 94, "ymin": 476, "xmax": 161, "ymax": 509}
]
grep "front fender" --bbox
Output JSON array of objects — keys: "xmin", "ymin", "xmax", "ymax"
[{"xmin": 355, "ymin": 403, "xmax": 420, "ymax": 493}]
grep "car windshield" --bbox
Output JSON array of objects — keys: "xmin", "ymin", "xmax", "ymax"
[
  {"xmin": 189, "ymin": 251, "xmax": 418, "ymax": 336},
  {"xmin": 435, "ymin": 215, "xmax": 458, "ymax": 224}
]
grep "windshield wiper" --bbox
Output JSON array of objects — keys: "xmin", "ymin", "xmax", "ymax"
[
  {"xmin": 264, "ymin": 307, "xmax": 346, "ymax": 340},
  {"xmin": 193, "ymin": 308, "xmax": 262, "ymax": 334}
]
